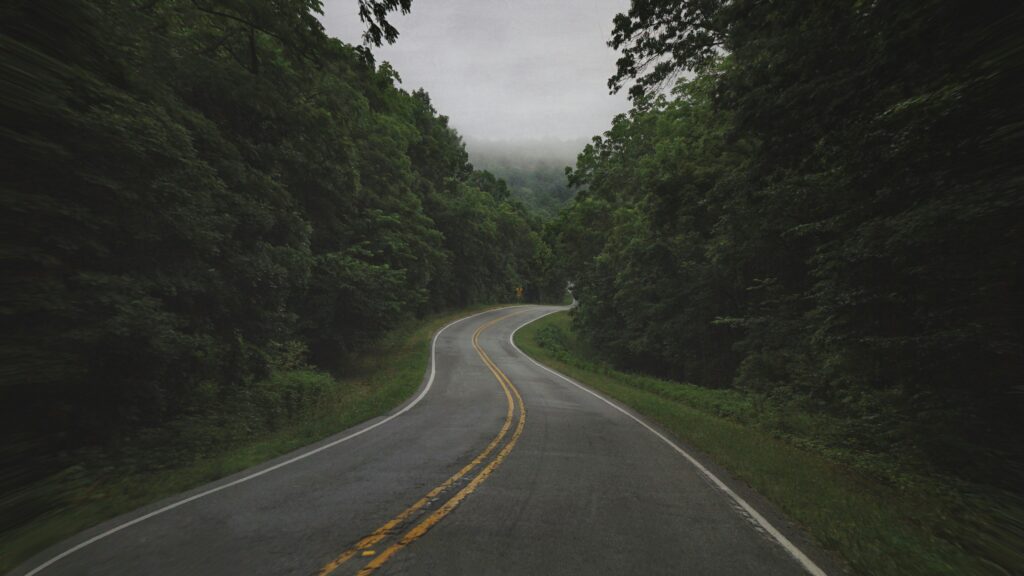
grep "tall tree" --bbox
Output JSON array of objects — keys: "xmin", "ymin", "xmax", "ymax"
[
  {"xmin": 560, "ymin": 0, "xmax": 1024, "ymax": 485},
  {"xmin": 2, "ymin": 0, "xmax": 559, "ymax": 482}
]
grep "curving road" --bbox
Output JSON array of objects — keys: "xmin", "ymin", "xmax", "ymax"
[{"xmin": 15, "ymin": 306, "xmax": 834, "ymax": 576}]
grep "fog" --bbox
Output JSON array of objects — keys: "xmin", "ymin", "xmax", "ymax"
[
  {"xmin": 465, "ymin": 137, "xmax": 588, "ymax": 170},
  {"xmin": 319, "ymin": 0, "xmax": 631, "ymax": 143}
]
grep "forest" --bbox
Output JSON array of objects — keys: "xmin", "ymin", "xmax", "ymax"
[
  {"xmin": 553, "ymin": 0, "xmax": 1022, "ymax": 488},
  {"xmin": 2, "ymin": 0, "xmax": 562, "ymax": 523},
  {"xmin": 2, "ymin": 0, "xmax": 1022, "ymax": 572}
]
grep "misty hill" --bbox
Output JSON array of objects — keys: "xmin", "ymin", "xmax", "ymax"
[{"xmin": 466, "ymin": 138, "xmax": 587, "ymax": 218}]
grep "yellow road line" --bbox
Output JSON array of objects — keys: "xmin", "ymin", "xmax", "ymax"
[
  {"xmin": 355, "ymin": 317, "xmax": 527, "ymax": 575},
  {"xmin": 319, "ymin": 312, "xmax": 524, "ymax": 576}
]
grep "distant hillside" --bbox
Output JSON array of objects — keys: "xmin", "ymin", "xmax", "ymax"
[{"xmin": 466, "ymin": 138, "xmax": 586, "ymax": 218}]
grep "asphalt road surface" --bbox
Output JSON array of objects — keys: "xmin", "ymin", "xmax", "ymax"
[{"xmin": 16, "ymin": 306, "xmax": 835, "ymax": 576}]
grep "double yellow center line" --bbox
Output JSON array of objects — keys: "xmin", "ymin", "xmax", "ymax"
[{"xmin": 319, "ymin": 312, "xmax": 527, "ymax": 576}]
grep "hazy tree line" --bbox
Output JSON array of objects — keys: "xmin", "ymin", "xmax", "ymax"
[
  {"xmin": 2, "ymin": 0, "xmax": 562, "ymax": 467},
  {"xmin": 468, "ymin": 139, "xmax": 582, "ymax": 218},
  {"xmin": 553, "ymin": 0, "xmax": 1022, "ymax": 484}
]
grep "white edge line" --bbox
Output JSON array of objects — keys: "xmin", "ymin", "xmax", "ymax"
[
  {"xmin": 508, "ymin": 309, "xmax": 828, "ymax": 576},
  {"xmin": 22, "ymin": 306, "xmax": 518, "ymax": 576}
]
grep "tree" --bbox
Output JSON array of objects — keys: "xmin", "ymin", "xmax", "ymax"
[
  {"xmin": 2, "ymin": 0, "xmax": 560, "ymax": 476},
  {"xmin": 358, "ymin": 0, "xmax": 412, "ymax": 46},
  {"xmin": 560, "ymin": 0, "xmax": 1024, "ymax": 485}
]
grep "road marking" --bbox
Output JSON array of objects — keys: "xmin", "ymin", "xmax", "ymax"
[
  {"xmin": 317, "ymin": 312, "xmax": 522, "ymax": 575},
  {"xmin": 509, "ymin": 310, "xmax": 829, "ymax": 576},
  {"xmin": 20, "ymin": 306, "xmax": 522, "ymax": 576},
  {"xmin": 353, "ymin": 316, "xmax": 527, "ymax": 575}
]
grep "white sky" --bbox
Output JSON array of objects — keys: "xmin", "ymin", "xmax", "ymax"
[{"xmin": 319, "ymin": 0, "xmax": 632, "ymax": 142}]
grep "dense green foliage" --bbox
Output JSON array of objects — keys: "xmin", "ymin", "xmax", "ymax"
[
  {"xmin": 1, "ymin": 0, "xmax": 563, "ymax": 510},
  {"xmin": 483, "ymin": 162, "xmax": 572, "ymax": 219},
  {"xmin": 556, "ymin": 0, "xmax": 1023, "ymax": 492}
]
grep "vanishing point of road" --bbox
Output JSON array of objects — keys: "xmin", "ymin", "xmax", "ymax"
[{"xmin": 15, "ymin": 306, "xmax": 837, "ymax": 576}]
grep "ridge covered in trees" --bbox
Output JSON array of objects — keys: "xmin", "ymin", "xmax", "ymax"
[
  {"xmin": 1, "ymin": 0, "xmax": 562, "ymax": 487},
  {"xmin": 467, "ymin": 139, "xmax": 582, "ymax": 219},
  {"xmin": 555, "ymin": 0, "xmax": 1023, "ymax": 487}
]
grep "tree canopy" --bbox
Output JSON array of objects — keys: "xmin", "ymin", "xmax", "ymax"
[
  {"xmin": 1, "ymin": 0, "xmax": 563, "ymax": 467},
  {"xmin": 558, "ymin": 0, "xmax": 1023, "ymax": 488}
]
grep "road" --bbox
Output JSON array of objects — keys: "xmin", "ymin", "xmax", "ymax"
[{"xmin": 16, "ymin": 306, "xmax": 833, "ymax": 576}]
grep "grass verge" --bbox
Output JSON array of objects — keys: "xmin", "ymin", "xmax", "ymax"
[
  {"xmin": 1, "ymin": 304, "xmax": 506, "ymax": 574},
  {"xmin": 514, "ymin": 311, "xmax": 1022, "ymax": 576}
]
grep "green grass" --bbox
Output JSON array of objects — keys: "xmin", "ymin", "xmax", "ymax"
[
  {"xmin": 1, "ymin": 304, "xmax": 507, "ymax": 574},
  {"xmin": 515, "ymin": 312, "xmax": 1023, "ymax": 576}
]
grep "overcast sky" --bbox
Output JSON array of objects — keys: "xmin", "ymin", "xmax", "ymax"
[{"xmin": 319, "ymin": 0, "xmax": 631, "ymax": 143}]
